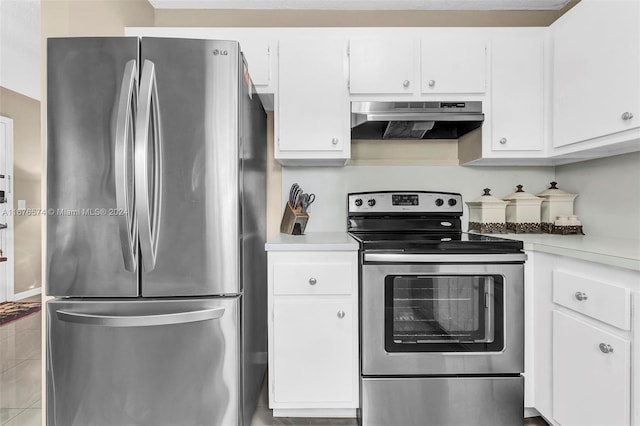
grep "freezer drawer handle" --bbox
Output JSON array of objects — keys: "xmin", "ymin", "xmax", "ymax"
[{"xmin": 55, "ymin": 307, "xmax": 225, "ymax": 327}]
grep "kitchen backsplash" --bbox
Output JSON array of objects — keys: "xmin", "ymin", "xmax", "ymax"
[
  {"xmin": 282, "ymin": 165, "xmax": 555, "ymax": 233},
  {"xmin": 282, "ymin": 152, "xmax": 640, "ymax": 239},
  {"xmin": 555, "ymin": 152, "xmax": 640, "ymax": 240}
]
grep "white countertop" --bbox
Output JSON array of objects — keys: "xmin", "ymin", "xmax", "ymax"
[
  {"xmin": 266, "ymin": 231, "xmax": 640, "ymax": 271},
  {"xmin": 265, "ymin": 232, "xmax": 359, "ymax": 251},
  {"xmin": 498, "ymin": 233, "xmax": 640, "ymax": 272}
]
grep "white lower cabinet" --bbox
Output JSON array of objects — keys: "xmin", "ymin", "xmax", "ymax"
[
  {"xmin": 530, "ymin": 252, "xmax": 639, "ymax": 426},
  {"xmin": 267, "ymin": 251, "xmax": 359, "ymax": 417},
  {"xmin": 273, "ymin": 299, "xmax": 355, "ymax": 404},
  {"xmin": 552, "ymin": 311, "xmax": 631, "ymax": 426}
]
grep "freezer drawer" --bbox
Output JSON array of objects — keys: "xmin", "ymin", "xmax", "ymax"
[
  {"xmin": 360, "ymin": 376, "xmax": 523, "ymax": 426},
  {"xmin": 47, "ymin": 298, "xmax": 240, "ymax": 426}
]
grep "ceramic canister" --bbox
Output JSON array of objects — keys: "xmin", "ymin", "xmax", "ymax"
[
  {"xmin": 466, "ymin": 188, "xmax": 509, "ymax": 233},
  {"xmin": 503, "ymin": 184, "xmax": 543, "ymax": 233},
  {"xmin": 537, "ymin": 181, "xmax": 578, "ymax": 232}
]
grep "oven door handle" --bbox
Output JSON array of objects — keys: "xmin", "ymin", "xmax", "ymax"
[{"xmin": 363, "ymin": 253, "xmax": 527, "ymax": 263}]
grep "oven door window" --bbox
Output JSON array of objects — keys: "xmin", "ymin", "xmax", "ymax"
[{"xmin": 385, "ymin": 275, "xmax": 504, "ymax": 352}]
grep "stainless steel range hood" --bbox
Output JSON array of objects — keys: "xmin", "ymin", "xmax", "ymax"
[{"xmin": 351, "ymin": 101, "xmax": 484, "ymax": 140}]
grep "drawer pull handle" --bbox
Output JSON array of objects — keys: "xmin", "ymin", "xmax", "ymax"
[
  {"xmin": 599, "ymin": 343, "xmax": 614, "ymax": 354},
  {"xmin": 309, "ymin": 277, "xmax": 317, "ymax": 286},
  {"xmin": 337, "ymin": 310, "xmax": 346, "ymax": 319},
  {"xmin": 575, "ymin": 292, "xmax": 588, "ymax": 301}
]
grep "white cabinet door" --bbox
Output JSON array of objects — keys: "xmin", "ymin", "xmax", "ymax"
[
  {"xmin": 490, "ymin": 33, "xmax": 545, "ymax": 152},
  {"xmin": 552, "ymin": 0, "xmax": 640, "ymax": 148},
  {"xmin": 238, "ymin": 38, "xmax": 271, "ymax": 88},
  {"xmin": 276, "ymin": 37, "xmax": 350, "ymax": 163},
  {"xmin": 272, "ymin": 298, "xmax": 356, "ymax": 404},
  {"xmin": 348, "ymin": 37, "xmax": 418, "ymax": 94},
  {"xmin": 421, "ymin": 38, "xmax": 486, "ymax": 94},
  {"xmin": 553, "ymin": 311, "xmax": 631, "ymax": 426}
]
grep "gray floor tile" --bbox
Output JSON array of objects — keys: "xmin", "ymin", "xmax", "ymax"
[
  {"xmin": 525, "ymin": 416, "xmax": 550, "ymax": 425},
  {"xmin": 251, "ymin": 406, "xmax": 278, "ymax": 426},
  {"xmin": 0, "ymin": 359, "xmax": 41, "ymax": 409},
  {"xmin": 308, "ymin": 418, "xmax": 358, "ymax": 426},
  {"xmin": 2, "ymin": 408, "xmax": 41, "ymax": 426},
  {"xmin": 0, "ymin": 408, "xmax": 23, "ymax": 425}
]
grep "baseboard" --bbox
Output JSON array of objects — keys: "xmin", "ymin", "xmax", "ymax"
[
  {"xmin": 13, "ymin": 287, "xmax": 42, "ymax": 301},
  {"xmin": 525, "ymin": 407, "xmax": 541, "ymax": 418},
  {"xmin": 273, "ymin": 408, "xmax": 357, "ymax": 418}
]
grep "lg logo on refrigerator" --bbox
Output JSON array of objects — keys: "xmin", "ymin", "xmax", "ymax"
[{"xmin": 213, "ymin": 49, "xmax": 228, "ymax": 56}]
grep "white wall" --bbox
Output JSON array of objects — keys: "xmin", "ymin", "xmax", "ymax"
[
  {"xmin": 555, "ymin": 152, "xmax": 640, "ymax": 240},
  {"xmin": 0, "ymin": 0, "xmax": 41, "ymax": 100},
  {"xmin": 283, "ymin": 164, "xmax": 556, "ymax": 232}
]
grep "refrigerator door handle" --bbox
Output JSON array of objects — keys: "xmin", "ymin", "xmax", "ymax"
[
  {"xmin": 135, "ymin": 59, "xmax": 163, "ymax": 272},
  {"xmin": 114, "ymin": 59, "xmax": 138, "ymax": 272},
  {"xmin": 55, "ymin": 307, "xmax": 225, "ymax": 327}
]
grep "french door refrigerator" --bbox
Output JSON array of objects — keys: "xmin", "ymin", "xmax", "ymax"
[{"xmin": 46, "ymin": 37, "xmax": 267, "ymax": 426}]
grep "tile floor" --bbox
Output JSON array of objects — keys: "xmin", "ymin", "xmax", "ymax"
[
  {"xmin": 250, "ymin": 374, "xmax": 549, "ymax": 426},
  {"xmin": 250, "ymin": 378, "xmax": 358, "ymax": 426},
  {"xmin": 0, "ymin": 309, "xmax": 42, "ymax": 426},
  {"xmin": 1, "ymin": 308, "xmax": 549, "ymax": 426}
]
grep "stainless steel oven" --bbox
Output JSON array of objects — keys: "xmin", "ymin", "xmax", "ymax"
[
  {"xmin": 348, "ymin": 191, "xmax": 526, "ymax": 426},
  {"xmin": 361, "ymin": 255, "xmax": 524, "ymax": 375}
]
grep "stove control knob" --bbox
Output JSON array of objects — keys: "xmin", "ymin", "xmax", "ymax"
[
  {"xmin": 367, "ymin": 199, "xmax": 376, "ymax": 207},
  {"xmin": 435, "ymin": 198, "xmax": 444, "ymax": 206},
  {"xmin": 448, "ymin": 198, "xmax": 458, "ymax": 206},
  {"xmin": 354, "ymin": 198, "xmax": 363, "ymax": 207}
]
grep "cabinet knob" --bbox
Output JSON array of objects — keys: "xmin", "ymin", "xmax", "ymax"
[
  {"xmin": 403, "ymin": 80, "xmax": 411, "ymax": 88},
  {"xmin": 337, "ymin": 310, "xmax": 346, "ymax": 319},
  {"xmin": 599, "ymin": 343, "xmax": 614, "ymax": 354},
  {"xmin": 331, "ymin": 138, "xmax": 339, "ymax": 145},
  {"xmin": 574, "ymin": 291, "xmax": 588, "ymax": 301},
  {"xmin": 621, "ymin": 112, "xmax": 634, "ymax": 121},
  {"xmin": 428, "ymin": 80, "xmax": 436, "ymax": 88},
  {"xmin": 499, "ymin": 138, "xmax": 507, "ymax": 145},
  {"xmin": 309, "ymin": 277, "xmax": 317, "ymax": 285}
]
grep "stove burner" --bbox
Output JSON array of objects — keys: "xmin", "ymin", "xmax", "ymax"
[
  {"xmin": 350, "ymin": 231, "xmax": 523, "ymax": 254},
  {"xmin": 347, "ymin": 191, "xmax": 523, "ymax": 255}
]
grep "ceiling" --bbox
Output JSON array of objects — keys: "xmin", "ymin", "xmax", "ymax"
[{"xmin": 149, "ymin": 0, "xmax": 572, "ymax": 10}]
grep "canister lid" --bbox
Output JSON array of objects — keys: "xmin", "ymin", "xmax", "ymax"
[
  {"xmin": 466, "ymin": 188, "xmax": 509, "ymax": 206},
  {"xmin": 537, "ymin": 181, "xmax": 578, "ymax": 200},
  {"xmin": 503, "ymin": 185, "xmax": 543, "ymax": 201}
]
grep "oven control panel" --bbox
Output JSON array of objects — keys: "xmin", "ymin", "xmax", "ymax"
[{"xmin": 348, "ymin": 191, "xmax": 463, "ymax": 214}]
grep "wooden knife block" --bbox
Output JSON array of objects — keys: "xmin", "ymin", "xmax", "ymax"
[{"xmin": 280, "ymin": 202, "xmax": 309, "ymax": 235}]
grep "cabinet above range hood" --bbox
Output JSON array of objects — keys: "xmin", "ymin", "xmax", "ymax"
[{"xmin": 351, "ymin": 101, "xmax": 484, "ymax": 140}]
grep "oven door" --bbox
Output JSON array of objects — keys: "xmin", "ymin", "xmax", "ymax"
[{"xmin": 361, "ymin": 253, "xmax": 524, "ymax": 376}]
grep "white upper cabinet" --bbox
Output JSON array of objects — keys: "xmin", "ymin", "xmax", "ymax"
[
  {"xmin": 348, "ymin": 37, "xmax": 418, "ymax": 95},
  {"xmin": 237, "ymin": 37, "xmax": 271, "ymax": 89},
  {"xmin": 275, "ymin": 37, "xmax": 350, "ymax": 165},
  {"xmin": 490, "ymin": 31, "xmax": 545, "ymax": 152},
  {"xmin": 552, "ymin": 0, "xmax": 640, "ymax": 149},
  {"xmin": 123, "ymin": 28, "xmax": 275, "ymax": 94},
  {"xmin": 420, "ymin": 37, "xmax": 486, "ymax": 94}
]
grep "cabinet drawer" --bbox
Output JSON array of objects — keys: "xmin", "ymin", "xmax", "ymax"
[
  {"xmin": 274, "ymin": 262, "xmax": 353, "ymax": 295},
  {"xmin": 552, "ymin": 270, "xmax": 631, "ymax": 330}
]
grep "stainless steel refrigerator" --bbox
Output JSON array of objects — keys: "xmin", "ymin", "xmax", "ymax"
[{"xmin": 46, "ymin": 37, "xmax": 267, "ymax": 426}]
